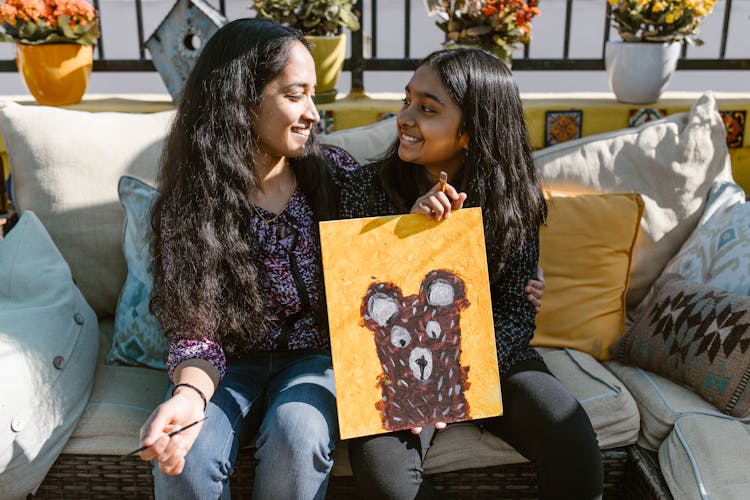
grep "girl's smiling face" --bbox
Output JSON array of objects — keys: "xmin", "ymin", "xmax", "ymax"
[
  {"xmin": 254, "ymin": 41, "xmax": 320, "ymax": 165},
  {"xmin": 397, "ymin": 64, "xmax": 468, "ymax": 181}
]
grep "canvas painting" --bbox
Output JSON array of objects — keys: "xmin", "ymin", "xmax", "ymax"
[{"xmin": 320, "ymin": 207, "xmax": 501, "ymax": 440}]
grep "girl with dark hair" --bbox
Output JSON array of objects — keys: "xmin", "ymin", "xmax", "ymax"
[
  {"xmin": 135, "ymin": 18, "xmax": 358, "ymax": 499},
  {"xmin": 341, "ymin": 48, "xmax": 603, "ymax": 499}
]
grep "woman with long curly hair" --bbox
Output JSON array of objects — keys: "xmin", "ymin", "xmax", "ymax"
[
  {"xmin": 341, "ymin": 48, "xmax": 602, "ymax": 499},
  {"xmin": 135, "ymin": 18, "xmax": 358, "ymax": 499}
]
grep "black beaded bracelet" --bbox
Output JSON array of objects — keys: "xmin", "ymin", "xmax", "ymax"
[{"xmin": 172, "ymin": 382, "xmax": 207, "ymax": 412}]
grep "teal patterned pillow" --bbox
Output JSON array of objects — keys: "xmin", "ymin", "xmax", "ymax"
[
  {"xmin": 661, "ymin": 181, "xmax": 749, "ymax": 296},
  {"xmin": 107, "ymin": 176, "xmax": 168, "ymax": 369}
]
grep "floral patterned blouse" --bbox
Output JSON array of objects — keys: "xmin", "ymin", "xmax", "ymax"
[{"xmin": 167, "ymin": 146, "xmax": 361, "ymax": 381}]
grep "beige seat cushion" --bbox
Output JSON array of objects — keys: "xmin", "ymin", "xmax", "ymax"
[
  {"xmin": 605, "ymin": 361, "xmax": 726, "ymax": 450},
  {"xmin": 534, "ymin": 92, "xmax": 732, "ymax": 309},
  {"xmin": 67, "ymin": 320, "xmax": 355, "ymax": 471},
  {"xmin": 63, "ymin": 320, "xmax": 168, "ymax": 455},
  {"xmin": 0, "ymin": 101, "xmax": 175, "ymax": 317},
  {"xmin": 659, "ymin": 415, "xmax": 750, "ymax": 500},
  {"xmin": 0, "ymin": 212, "xmax": 99, "ymax": 499},
  {"xmin": 423, "ymin": 348, "xmax": 640, "ymax": 474},
  {"xmin": 66, "ymin": 344, "xmax": 639, "ymax": 476}
]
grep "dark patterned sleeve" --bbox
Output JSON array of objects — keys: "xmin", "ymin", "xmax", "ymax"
[
  {"xmin": 490, "ymin": 232, "xmax": 542, "ymax": 375},
  {"xmin": 337, "ymin": 164, "xmax": 395, "ymax": 219}
]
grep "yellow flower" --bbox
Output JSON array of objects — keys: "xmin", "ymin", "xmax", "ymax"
[{"xmin": 610, "ymin": 0, "xmax": 714, "ymax": 43}]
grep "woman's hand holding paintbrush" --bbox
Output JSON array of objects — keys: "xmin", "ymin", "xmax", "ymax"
[
  {"xmin": 133, "ymin": 385, "xmax": 210, "ymax": 475},
  {"xmin": 410, "ymin": 170, "xmax": 467, "ymax": 221}
]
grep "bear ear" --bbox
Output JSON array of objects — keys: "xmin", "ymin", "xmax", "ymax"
[
  {"xmin": 426, "ymin": 279, "xmax": 455, "ymax": 307},
  {"xmin": 366, "ymin": 292, "xmax": 400, "ymax": 327},
  {"xmin": 422, "ymin": 270, "xmax": 465, "ymax": 307}
]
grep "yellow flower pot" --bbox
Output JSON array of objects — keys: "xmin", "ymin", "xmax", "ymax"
[
  {"xmin": 305, "ymin": 34, "xmax": 346, "ymax": 104},
  {"xmin": 15, "ymin": 44, "xmax": 93, "ymax": 106}
]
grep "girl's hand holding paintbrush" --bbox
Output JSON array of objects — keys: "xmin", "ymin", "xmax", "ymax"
[
  {"xmin": 410, "ymin": 170, "xmax": 467, "ymax": 221},
  {"xmin": 135, "ymin": 383, "xmax": 209, "ymax": 475}
]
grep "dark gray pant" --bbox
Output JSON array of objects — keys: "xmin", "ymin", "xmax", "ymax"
[{"xmin": 348, "ymin": 360, "xmax": 603, "ymax": 500}]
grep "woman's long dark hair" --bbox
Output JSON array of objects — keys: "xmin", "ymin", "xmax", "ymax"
[
  {"xmin": 150, "ymin": 18, "xmax": 337, "ymax": 350},
  {"xmin": 379, "ymin": 48, "xmax": 546, "ymax": 272}
]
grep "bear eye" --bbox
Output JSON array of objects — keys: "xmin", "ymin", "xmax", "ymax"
[
  {"xmin": 427, "ymin": 279, "xmax": 454, "ymax": 307},
  {"xmin": 390, "ymin": 326, "xmax": 411, "ymax": 348},
  {"xmin": 425, "ymin": 320, "xmax": 441, "ymax": 340}
]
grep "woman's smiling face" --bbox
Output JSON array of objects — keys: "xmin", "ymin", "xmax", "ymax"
[
  {"xmin": 396, "ymin": 64, "xmax": 468, "ymax": 179},
  {"xmin": 253, "ymin": 40, "xmax": 320, "ymax": 163}
]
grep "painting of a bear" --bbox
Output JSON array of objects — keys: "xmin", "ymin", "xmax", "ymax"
[{"xmin": 361, "ymin": 269, "xmax": 472, "ymax": 431}]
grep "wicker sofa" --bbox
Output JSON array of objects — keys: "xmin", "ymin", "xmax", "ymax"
[{"xmin": 1, "ymin": 91, "xmax": 749, "ymax": 500}]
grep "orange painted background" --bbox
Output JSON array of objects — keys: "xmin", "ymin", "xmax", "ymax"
[{"xmin": 320, "ymin": 208, "xmax": 501, "ymax": 440}]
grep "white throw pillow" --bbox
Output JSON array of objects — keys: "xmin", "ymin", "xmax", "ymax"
[
  {"xmin": 321, "ymin": 116, "xmax": 397, "ymax": 164},
  {"xmin": 0, "ymin": 101, "xmax": 175, "ymax": 317},
  {"xmin": 0, "ymin": 211, "xmax": 99, "ymax": 499},
  {"xmin": 534, "ymin": 92, "xmax": 733, "ymax": 309}
]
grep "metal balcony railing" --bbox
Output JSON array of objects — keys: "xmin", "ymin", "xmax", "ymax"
[{"xmin": 1, "ymin": 0, "xmax": 749, "ymax": 92}]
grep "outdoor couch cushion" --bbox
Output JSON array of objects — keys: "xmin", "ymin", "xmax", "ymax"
[
  {"xmin": 604, "ymin": 361, "xmax": 729, "ymax": 450},
  {"xmin": 0, "ymin": 211, "xmax": 98, "ymax": 499},
  {"xmin": 533, "ymin": 193, "xmax": 643, "ymax": 359},
  {"xmin": 109, "ymin": 176, "xmax": 167, "ymax": 369},
  {"xmin": 612, "ymin": 274, "xmax": 750, "ymax": 418},
  {"xmin": 62, "ymin": 320, "xmax": 167, "ymax": 455},
  {"xmin": 64, "ymin": 339, "xmax": 639, "ymax": 476},
  {"xmin": 0, "ymin": 101, "xmax": 175, "ymax": 317},
  {"xmin": 533, "ymin": 92, "xmax": 732, "ymax": 310},
  {"xmin": 406, "ymin": 347, "xmax": 639, "ymax": 474},
  {"xmin": 659, "ymin": 414, "xmax": 750, "ymax": 500},
  {"xmin": 658, "ymin": 181, "xmax": 749, "ymax": 296},
  {"xmin": 320, "ymin": 116, "xmax": 397, "ymax": 165}
]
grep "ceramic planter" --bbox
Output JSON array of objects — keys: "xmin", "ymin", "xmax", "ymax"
[
  {"xmin": 305, "ymin": 34, "xmax": 346, "ymax": 104},
  {"xmin": 605, "ymin": 41, "xmax": 681, "ymax": 104},
  {"xmin": 15, "ymin": 44, "xmax": 93, "ymax": 106}
]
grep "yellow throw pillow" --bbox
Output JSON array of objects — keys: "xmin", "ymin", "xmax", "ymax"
[{"xmin": 531, "ymin": 193, "xmax": 644, "ymax": 360}]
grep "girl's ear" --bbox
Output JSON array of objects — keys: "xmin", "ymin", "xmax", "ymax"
[{"xmin": 458, "ymin": 130, "xmax": 469, "ymax": 151}]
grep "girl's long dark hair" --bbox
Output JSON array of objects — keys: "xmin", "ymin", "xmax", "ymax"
[
  {"xmin": 379, "ymin": 48, "xmax": 546, "ymax": 273},
  {"xmin": 150, "ymin": 18, "xmax": 337, "ymax": 351}
]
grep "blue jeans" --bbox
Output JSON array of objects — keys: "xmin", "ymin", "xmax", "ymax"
[{"xmin": 152, "ymin": 350, "xmax": 338, "ymax": 500}]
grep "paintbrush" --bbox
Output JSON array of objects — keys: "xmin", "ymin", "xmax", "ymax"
[
  {"xmin": 439, "ymin": 171, "xmax": 448, "ymax": 193},
  {"xmin": 119, "ymin": 416, "xmax": 208, "ymax": 459}
]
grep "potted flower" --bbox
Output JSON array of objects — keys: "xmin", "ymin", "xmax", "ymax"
[
  {"xmin": 605, "ymin": 0, "xmax": 716, "ymax": 103},
  {"xmin": 252, "ymin": 0, "xmax": 361, "ymax": 102},
  {"xmin": 425, "ymin": 0, "xmax": 540, "ymax": 67},
  {"xmin": 0, "ymin": 0, "xmax": 100, "ymax": 105}
]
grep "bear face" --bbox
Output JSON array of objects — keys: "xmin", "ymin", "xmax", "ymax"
[{"xmin": 361, "ymin": 269, "xmax": 471, "ymax": 431}]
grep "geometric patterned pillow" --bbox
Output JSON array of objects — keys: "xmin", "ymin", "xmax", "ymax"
[
  {"xmin": 106, "ymin": 176, "xmax": 168, "ymax": 370},
  {"xmin": 661, "ymin": 183, "xmax": 749, "ymax": 296},
  {"xmin": 612, "ymin": 273, "xmax": 750, "ymax": 417}
]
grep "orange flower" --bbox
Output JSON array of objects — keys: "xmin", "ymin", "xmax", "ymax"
[{"xmin": 1, "ymin": 0, "xmax": 99, "ymax": 44}]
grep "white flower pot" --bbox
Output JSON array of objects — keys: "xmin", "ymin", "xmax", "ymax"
[{"xmin": 605, "ymin": 41, "xmax": 681, "ymax": 104}]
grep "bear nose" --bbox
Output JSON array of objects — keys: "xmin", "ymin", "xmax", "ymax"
[
  {"xmin": 409, "ymin": 347, "xmax": 433, "ymax": 381},
  {"xmin": 415, "ymin": 355, "xmax": 428, "ymax": 379}
]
